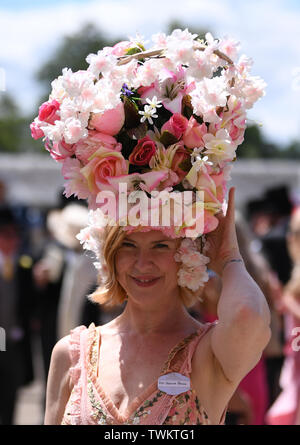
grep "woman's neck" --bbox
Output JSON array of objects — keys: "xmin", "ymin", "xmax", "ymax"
[{"xmin": 113, "ymin": 298, "xmax": 194, "ymax": 336}]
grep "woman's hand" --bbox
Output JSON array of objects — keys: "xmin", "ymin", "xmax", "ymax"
[{"xmin": 205, "ymin": 187, "xmax": 243, "ymax": 276}]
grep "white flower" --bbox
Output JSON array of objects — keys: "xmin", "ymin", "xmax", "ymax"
[
  {"xmin": 203, "ymin": 129, "xmax": 236, "ymax": 164},
  {"xmin": 146, "ymin": 96, "xmax": 162, "ymax": 109},
  {"xmin": 63, "ymin": 117, "xmax": 88, "ymax": 144},
  {"xmin": 86, "ymin": 48, "xmax": 117, "ymax": 78},
  {"xmin": 174, "ymin": 238, "xmax": 210, "ymax": 291},
  {"xmin": 50, "ymin": 76, "xmax": 67, "ymax": 102},
  {"xmin": 190, "ymin": 76, "xmax": 228, "ymax": 123},
  {"xmin": 40, "ymin": 120, "xmax": 65, "ymax": 143},
  {"xmin": 191, "ymin": 151, "xmax": 213, "ymax": 170},
  {"xmin": 139, "ymin": 105, "xmax": 158, "ymax": 124},
  {"xmin": 62, "ymin": 68, "xmax": 95, "ymax": 98},
  {"xmin": 129, "ymin": 32, "xmax": 148, "ymax": 49}
]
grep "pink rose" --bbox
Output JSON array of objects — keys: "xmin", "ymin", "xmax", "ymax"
[
  {"xmin": 210, "ymin": 170, "xmax": 227, "ymax": 203},
  {"xmin": 183, "ymin": 117, "xmax": 207, "ymax": 149},
  {"xmin": 30, "ymin": 122, "xmax": 44, "ymax": 140},
  {"xmin": 171, "ymin": 145, "xmax": 190, "ymax": 182},
  {"xmin": 46, "ymin": 139, "xmax": 75, "ymax": 162},
  {"xmin": 89, "ymin": 102, "xmax": 125, "ymax": 136},
  {"xmin": 38, "ymin": 99, "xmax": 60, "ymax": 125},
  {"xmin": 81, "ymin": 146, "xmax": 128, "ymax": 194},
  {"xmin": 226, "ymin": 116, "xmax": 246, "ymax": 145},
  {"xmin": 129, "ymin": 136, "xmax": 156, "ymax": 166},
  {"xmin": 75, "ymin": 130, "xmax": 121, "ymax": 164},
  {"xmin": 161, "ymin": 114, "xmax": 188, "ymax": 140}
]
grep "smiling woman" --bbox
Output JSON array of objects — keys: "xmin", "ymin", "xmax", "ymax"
[
  {"xmin": 36, "ymin": 29, "xmax": 271, "ymax": 425},
  {"xmin": 88, "ymin": 225, "xmax": 201, "ymax": 308}
]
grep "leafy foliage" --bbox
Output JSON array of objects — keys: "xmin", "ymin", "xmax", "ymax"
[{"xmin": 0, "ymin": 21, "xmax": 299, "ymax": 157}]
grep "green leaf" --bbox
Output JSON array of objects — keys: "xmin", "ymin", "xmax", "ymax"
[
  {"xmin": 160, "ymin": 130, "xmax": 179, "ymax": 147},
  {"xmin": 127, "ymin": 122, "xmax": 148, "ymax": 140},
  {"xmin": 123, "ymin": 97, "xmax": 141, "ymax": 129},
  {"xmin": 178, "ymin": 157, "xmax": 192, "ymax": 172},
  {"xmin": 125, "ymin": 47, "xmax": 143, "ymax": 56}
]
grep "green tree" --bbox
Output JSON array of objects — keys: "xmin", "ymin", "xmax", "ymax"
[
  {"xmin": 237, "ymin": 125, "xmax": 282, "ymax": 159},
  {"xmin": 0, "ymin": 93, "xmax": 23, "ymax": 152},
  {"xmin": 36, "ymin": 23, "xmax": 123, "ymax": 101}
]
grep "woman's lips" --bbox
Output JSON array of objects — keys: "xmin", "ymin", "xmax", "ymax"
[{"xmin": 131, "ymin": 276, "xmax": 161, "ymax": 287}]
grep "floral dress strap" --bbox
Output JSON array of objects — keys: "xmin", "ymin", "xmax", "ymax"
[
  {"xmin": 161, "ymin": 322, "xmax": 215, "ymax": 376},
  {"xmin": 61, "ymin": 325, "xmax": 88, "ymax": 425},
  {"xmin": 69, "ymin": 325, "xmax": 87, "ymax": 386}
]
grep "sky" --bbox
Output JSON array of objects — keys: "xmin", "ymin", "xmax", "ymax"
[{"xmin": 0, "ymin": 0, "xmax": 300, "ymax": 147}]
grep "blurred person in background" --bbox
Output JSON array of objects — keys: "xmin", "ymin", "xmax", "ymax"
[
  {"xmin": 33, "ymin": 202, "xmax": 96, "ymax": 380},
  {"xmin": 191, "ymin": 209, "xmax": 283, "ymax": 424},
  {"xmin": 246, "ymin": 185, "xmax": 293, "ymax": 286},
  {"xmin": 266, "ymin": 207, "xmax": 300, "ymax": 425},
  {"xmin": 33, "ymin": 200, "xmax": 121, "ymax": 399},
  {"xmin": 0, "ymin": 207, "xmax": 36, "ymax": 424}
]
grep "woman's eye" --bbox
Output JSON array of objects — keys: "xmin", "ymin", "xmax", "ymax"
[
  {"xmin": 122, "ymin": 242, "xmax": 136, "ymax": 247},
  {"xmin": 154, "ymin": 243, "xmax": 169, "ymax": 248}
]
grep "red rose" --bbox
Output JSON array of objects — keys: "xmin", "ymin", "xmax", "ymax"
[
  {"xmin": 38, "ymin": 100, "xmax": 60, "ymax": 125},
  {"xmin": 129, "ymin": 136, "xmax": 156, "ymax": 166}
]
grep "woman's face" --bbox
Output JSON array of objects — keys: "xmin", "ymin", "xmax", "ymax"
[{"xmin": 115, "ymin": 230, "xmax": 180, "ymax": 305}]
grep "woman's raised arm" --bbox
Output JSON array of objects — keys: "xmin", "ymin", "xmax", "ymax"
[{"xmin": 205, "ymin": 187, "xmax": 271, "ymax": 384}]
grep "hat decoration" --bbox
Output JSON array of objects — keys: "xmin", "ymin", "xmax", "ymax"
[{"xmin": 31, "ymin": 29, "xmax": 266, "ymax": 292}]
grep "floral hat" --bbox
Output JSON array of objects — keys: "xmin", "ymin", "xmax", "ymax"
[{"xmin": 31, "ymin": 29, "xmax": 266, "ymax": 292}]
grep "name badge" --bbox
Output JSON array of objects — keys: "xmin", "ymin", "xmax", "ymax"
[{"xmin": 158, "ymin": 372, "xmax": 190, "ymax": 395}]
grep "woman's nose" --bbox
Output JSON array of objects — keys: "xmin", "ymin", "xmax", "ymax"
[{"xmin": 134, "ymin": 249, "xmax": 155, "ymax": 270}]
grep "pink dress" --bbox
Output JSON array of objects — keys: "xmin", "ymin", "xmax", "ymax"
[
  {"xmin": 266, "ymin": 313, "xmax": 300, "ymax": 425},
  {"xmin": 61, "ymin": 322, "xmax": 227, "ymax": 425}
]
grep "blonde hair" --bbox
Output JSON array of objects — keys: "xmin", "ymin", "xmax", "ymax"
[{"xmin": 89, "ymin": 225, "xmax": 203, "ymax": 308}]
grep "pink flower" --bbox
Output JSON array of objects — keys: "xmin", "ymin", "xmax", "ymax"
[
  {"xmin": 38, "ymin": 99, "xmax": 60, "ymax": 125},
  {"xmin": 46, "ymin": 139, "xmax": 75, "ymax": 162},
  {"xmin": 129, "ymin": 136, "xmax": 156, "ymax": 166},
  {"xmin": 171, "ymin": 145, "xmax": 190, "ymax": 182},
  {"xmin": 106, "ymin": 170, "xmax": 169, "ymax": 193},
  {"xmin": 161, "ymin": 113, "xmax": 188, "ymax": 140},
  {"xmin": 183, "ymin": 117, "xmax": 207, "ymax": 149},
  {"xmin": 89, "ymin": 102, "xmax": 125, "ymax": 136},
  {"xmin": 62, "ymin": 157, "xmax": 90, "ymax": 200},
  {"xmin": 110, "ymin": 41, "xmax": 132, "ymax": 57},
  {"xmin": 75, "ymin": 130, "xmax": 121, "ymax": 164},
  {"xmin": 30, "ymin": 121, "xmax": 44, "ymax": 140},
  {"xmin": 210, "ymin": 170, "xmax": 227, "ymax": 203},
  {"xmin": 81, "ymin": 146, "xmax": 128, "ymax": 195},
  {"xmin": 183, "ymin": 207, "xmax": 219, "ymax": 237}
]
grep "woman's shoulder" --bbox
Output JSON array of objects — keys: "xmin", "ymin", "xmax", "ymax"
[
  {"xmin": 51, "ymin": 325, "xmax": 90, "ymax": 364},
  {"xmin": 51, "ymin": 335, "xmax": 72, "ymax": 369}
]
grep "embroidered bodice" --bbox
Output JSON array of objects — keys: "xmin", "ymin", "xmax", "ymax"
[{"xmin": 61, "ymin": 322, "xmax": 227, "ymax": 425}]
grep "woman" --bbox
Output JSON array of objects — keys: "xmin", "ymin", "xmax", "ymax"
[
  {"xmin": 266, "ymin": 207, "xmax": 300, "ymax": 425},
  {"xmin": 44, "ymin": 188, "xmax": 271, "ymax": 425}
]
